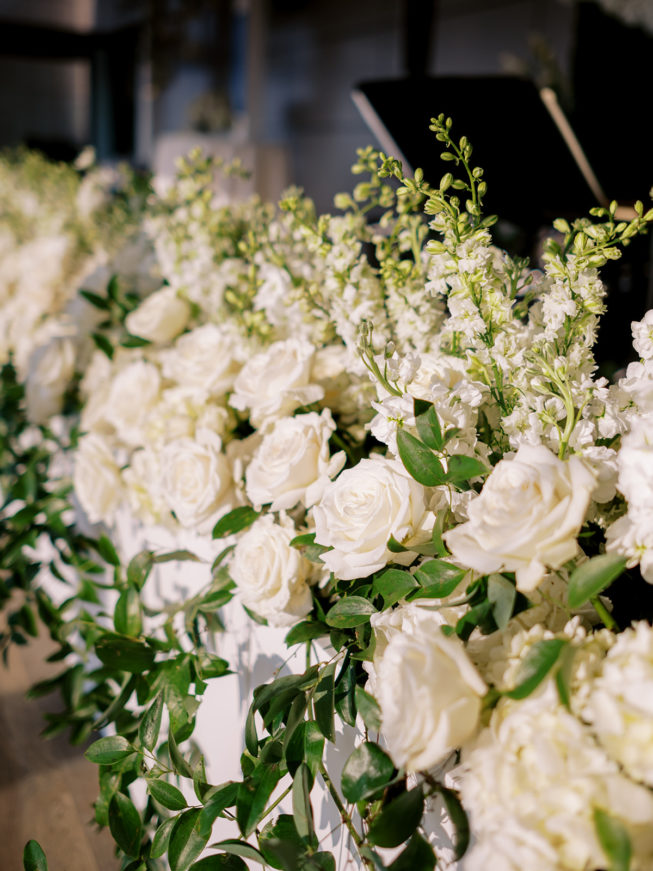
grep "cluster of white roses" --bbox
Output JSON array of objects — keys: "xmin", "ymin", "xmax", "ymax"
[
  {"xmin": 0, "ymin": 150, "xmax": 153, "ymax": 426},
  {"xmin": 8, "ymin": 133, "xmax": 653, "ymax": 870}
]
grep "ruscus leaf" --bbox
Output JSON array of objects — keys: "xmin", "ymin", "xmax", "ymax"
[
  {"xmin": 109, "ymin": 792, "xmax": 142, "ymax": 857},
  {"xmin": 397, "ymin": 429, "xmax": 445, "ymax": 486},
  {"xmin": 341, "ymin": 742, "xmax": 394, "ymax": 802},
  {"xmin": 169, "ymin": 808, "xmax": 210, "ymax": 871},
  {"xmin": 505, "ymin": 638, "xmax": 567, "ymax": 700},
  {"xmin": 568, "ymin": 553, "xmax": 627, "ymax": 609},
  {"xmin": 368, "ymin": 785, "xmax": 425, "ymax": 848},
  {"xmin": 23, "ymin": 840, "xmax": 48, "ymax": 871},
  {"xmin": 594, "ymin": 808, "xmax": 632, "ymax": 871},
  {"xmin": 212, "ymin": 507, "xmax": 260, "ymax": 539},
  {"xmin": 85, "ymin": 734, "xmax": 134, "ymax": 764},
  {"xmin": 325, "ymin": 597, "xmax": 377, "ymax": 629}
]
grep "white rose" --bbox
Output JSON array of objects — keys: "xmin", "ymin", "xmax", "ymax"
[
  {"xmin": 230, "ymin": 514, "xmax": 312, "ymax": 627},
  {"xmin": 124, "ymin": 287, "xmax": 190, "ymax": 344},
  {"xmin": 377, "ymin": 624, "xmax": 486, "ymax": 771},
  {"xmin": 74, "ymin": 433, "xmax": 123, "ymax": 524},
  {"xmin": 161, "ymin": 323, "xmax": 243, "ymax": 396},
  {"xmin": 104, "ymin": 359, "xmax": 162, "ymax": 445},
  {"xmin": 444, "ymin": 444, "xmax": 596, "ymax": 593},
  {"xmin": 25, "ymin": 336, "xmax": 76, "ymax": 424},
  {"xmin": 312, "ymin": 455, "xmax": 431, "ymax": 580},
  {"xmin": 230, "ymin": 338, "xmax": 324, "ymax": 428},
  {"xmin": 122, "ymin": 448, "xmax": 167, "ymax": 526},
  {"xmin": 245, "ymin": 410, "xmax": 345, "ymax": 511},
  {"xmin": 160, "ymin": 428, "xmax": 234, "ymax": 533}
]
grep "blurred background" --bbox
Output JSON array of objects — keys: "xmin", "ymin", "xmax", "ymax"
[{"xmin": 0, "ymin": 0, "xmax": 651, "ymax": 210}]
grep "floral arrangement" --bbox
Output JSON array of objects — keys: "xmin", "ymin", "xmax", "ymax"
[{"xmin": 5, "ymin": 118, "xmax": 653, "ymax": 871}]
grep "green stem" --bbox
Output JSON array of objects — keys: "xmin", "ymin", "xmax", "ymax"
[
  {"xmin": 259, "ymin": 784, "xmax": 293, "ymax": 823},
  {"xmin": 590, "ymin": 596, "xmax": 618, "ymax": 631},
  {"xmin": 319, "ymin": 765, "xmax": 374, "ymax": 871}
]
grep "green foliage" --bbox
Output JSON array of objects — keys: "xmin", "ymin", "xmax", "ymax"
[
  {"xmin": 594, "ymin": 808, "xmax": 632, "ymax": 871},
  {"xmin": 567, "ymin": 553, "xmax": 627, "ymax": 609},
  {"xmin": 23, "ymin": 840, "xmax": 48, "ymax": 871}
]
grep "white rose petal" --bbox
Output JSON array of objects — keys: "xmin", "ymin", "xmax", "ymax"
[
  {"xmin": 230, "ymin": 338, "xmax": 324, "ymax": 428},
  {"xmin": 312, "ymin": 455, "xmax": 431, "ymax": 580},
  {"xmin": 104, "ymin": 359, "xmax": 162, "ymax": 445},
  {"xmin": 74, "ymin": 433, "xmax": 123, "ymax": 524},
  {"xmin": 377, "ymin": 623, "xmax": 486, "ymax": 771},
  {"xmin": 230, "ymin": 515, "xmax": 312, "ymax": 627},
  {"xmin": 161, "ymin": 323, "xmax": 243, "ymax": 396},
  {"xmin": 245, "ymin": 410, "xmax": 345, "ymax": 511},
  {"xmin": 25, "ymin": 336, "xmax": 76, "ymax": 424},
  {"xmin": 444, "ymin": 444, "xmax": 596, "ymax": 593},
  {"xmin": 124, "ymin": 287, "xmax": 190, "ymax": 344},
  {"xmin": 160, "ymin": 428, "xmax": 234, "ymax": 533}
]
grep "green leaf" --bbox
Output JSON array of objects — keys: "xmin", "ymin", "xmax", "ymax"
[
  {"xmin": 212, "ymin": 507, "xmax": 260, "ymax": 539},
  {"xmin": 198, "ymin": 782, "xmax": 239, "ymax": 838},
  {"xmin": 150, "ymin": 817, "xmax": 177, "ymax": 859},
  {"xmin": 292, "ymin": 763, "xmax": 315, "ymax": 843},
  {"xmin": 114, "ymin": 586, "xmax": 143, "ymax": 636},
  {"xmin": 85, "ymin": 734, "xmax": 134, "ymax": 764},
  {"xmin": 487, "ymin": 573, "xmax": 516, "ymax": 630},
  {"xmin": 236, "ymin": 763, "xmax": 281, "ymax": 837},
  {"xmin": 594, "ymin": 808, "xmax": 631, "ymax": 871},
  {"xmin": 334, "ymin": 658, "xmax": 357, "ymax": 727},
  {"xmin": 444, "ymin": 455, "xmax": 488, "ymax": 485},
  {"xmin": 169, "ymin": 727, "xmax": 195, "ymax": 778},
  {"xmin": 387, "ymin": 832, "xmax": 436, "ymax": 871},
  {"xmin": 169, "ymin": 808, "xmax": 210, "ymax": 871},
  {"xmin": 412, "ymin": 559, "xmax": 465, "ymax": 597},
  {"xmin": 97, "ymin": 534, "xmax": 120, "ymax": 566},
  {"xmin": 121, "ymin": 333, "xmax": 152, "ymax": 348},
  {"xmin": 23, "ymin": 840, "xmax": 48, "ymax": 871},
  {"xmin": 284, "ymin": 621, "xmax": 330, "ymax": 646},
  {"xmin": 397, "ymin": 429, "xmax": 445, "ymax": 487},
  {"xmin": 438, "ymin": 785, "xmax": 470, "ymax": 860},
  {"xmin": 314, "ymin": 662, "xmax": 336, "ymax": 742},
  {"xmin": 368, "ymin": 786, "xmax": 424, "ymax": 848},
  {"xmin": 387, "ymin": 536, "xmax": 409, "ymax": 553},
  {"xmin": 341, "ymin": 742, "xmax": 394, "ymax": 802},
  {"xmin": 285, "ymin": 721, "xmax": 324, "ymax": 778},
  {"xmin": 96, "ymin": 634, "xmax": 155, "ymax": 673},
  {"xmin": 154, "ymin": 549, "xmax": 201, "ymax": 564},
  {"xmin": 568, "ymin": 553, "xmax": 627, "ymax": 609},
  {"xmin": 80, "ymin": 289, "xmax": 111, "ymax": 310},
  {"xmin": 127, "ymin": 551, "xmax": 154, "ymax": 589},
  {"xmin": 91, "ymin": 332, "xmax": 114, "ymax": 360},
  {"xmin": 209, "ymin": 841, "xmax": 266, "ymax": 865},
  {"xmin": 109, "ymin": 792, "xmax": 142, "ymax": 857},
  {"xmin": 414, "ymin": 400, "xmax": 444, "ymax": 451},
  {"xmin": 505, "ymin": 638, "xmax": 568, "ymax": 700},
  {"xmin": 354, "ymin": 686, "xmax": 382, "ymax": 731},
  {"xmin": 245, "ymin": 704, "xmax": 258, "ymax": 757},
  {"xmin": 258, "ymin": 816, "xmax": 304, "ymax": 869},
  {"xmin": 289, "ymin": 532, "xmax": 331, "ymax": 562},
  {"xmin": 189, "ymin": 856, "xmax": 247, "ymax": 871},
  {"xmin": 139, "ymin": 693, "xmax": 164, "ymax": 751},
  {"xmin": 373, "ymin": 569, "xmax": 418, "ymax": 607},
  {"xmin": 148, "ymin": 779, "xmax": 188, "ymax": 810},
  {"xmin": 325, "ymin": 597, "xmax": 377, "ymax": 629}
]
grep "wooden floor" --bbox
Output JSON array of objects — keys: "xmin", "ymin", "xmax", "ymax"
[{"xmin": 0, "ymin": 634, "xmax": 118, "ymax": 871}]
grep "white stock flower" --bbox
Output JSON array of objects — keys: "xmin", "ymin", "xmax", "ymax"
[
  {"xmin": 25, "ymin": 336, "xmax": 76, "ymax": 424},
  {"xmin": 606, "ymin": 513, "xmax": 653, "ymax": 582},
  {"xmin": 245, "ymin": 410, "xmax": 345, "ymax": 511},
  {"xmin": 229, "ymin": 338, "xmax": 324, "ymax": 428},
  {"xmin": 124, "ymin": 287, "xmax": 190, "ymax": 344},
  {"xmin": 584, "ymin": 622, "xmax": 653, "ymax": 787},
  {"xmin": 73, "ymin": 433, "xmax": 123, "ymax": 524},
  {"xmin": 312, "ymin": 455, "xmax": 431, "ymax": 580},
  {"xmin": 445, "ymin": 445, "xmax": 596, "ymax": 593},
  {"xmin": 160, "ymin": 428, "xmax": 234, "ymax": 533},
  {"xmin": 230, "ymin": 514, "xmax": 312, "ymax": 627},
  {"xmin": 161, "ymin": 323, "xmax": 243, "ymax": 396},
  {"xmin": 376, "ymin": 623, "xmax": 486, "ymax": 771},
  {"xmin": 103, "ymin": 359, "xmax": 162, "ymax": 446},
  {"xmin": 632, "ymin": 310, "xmax": 653, "ymax": 360},
  {"xmin": 615, "ymin": 414, "xmax": 653, "ymax": 511}
]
